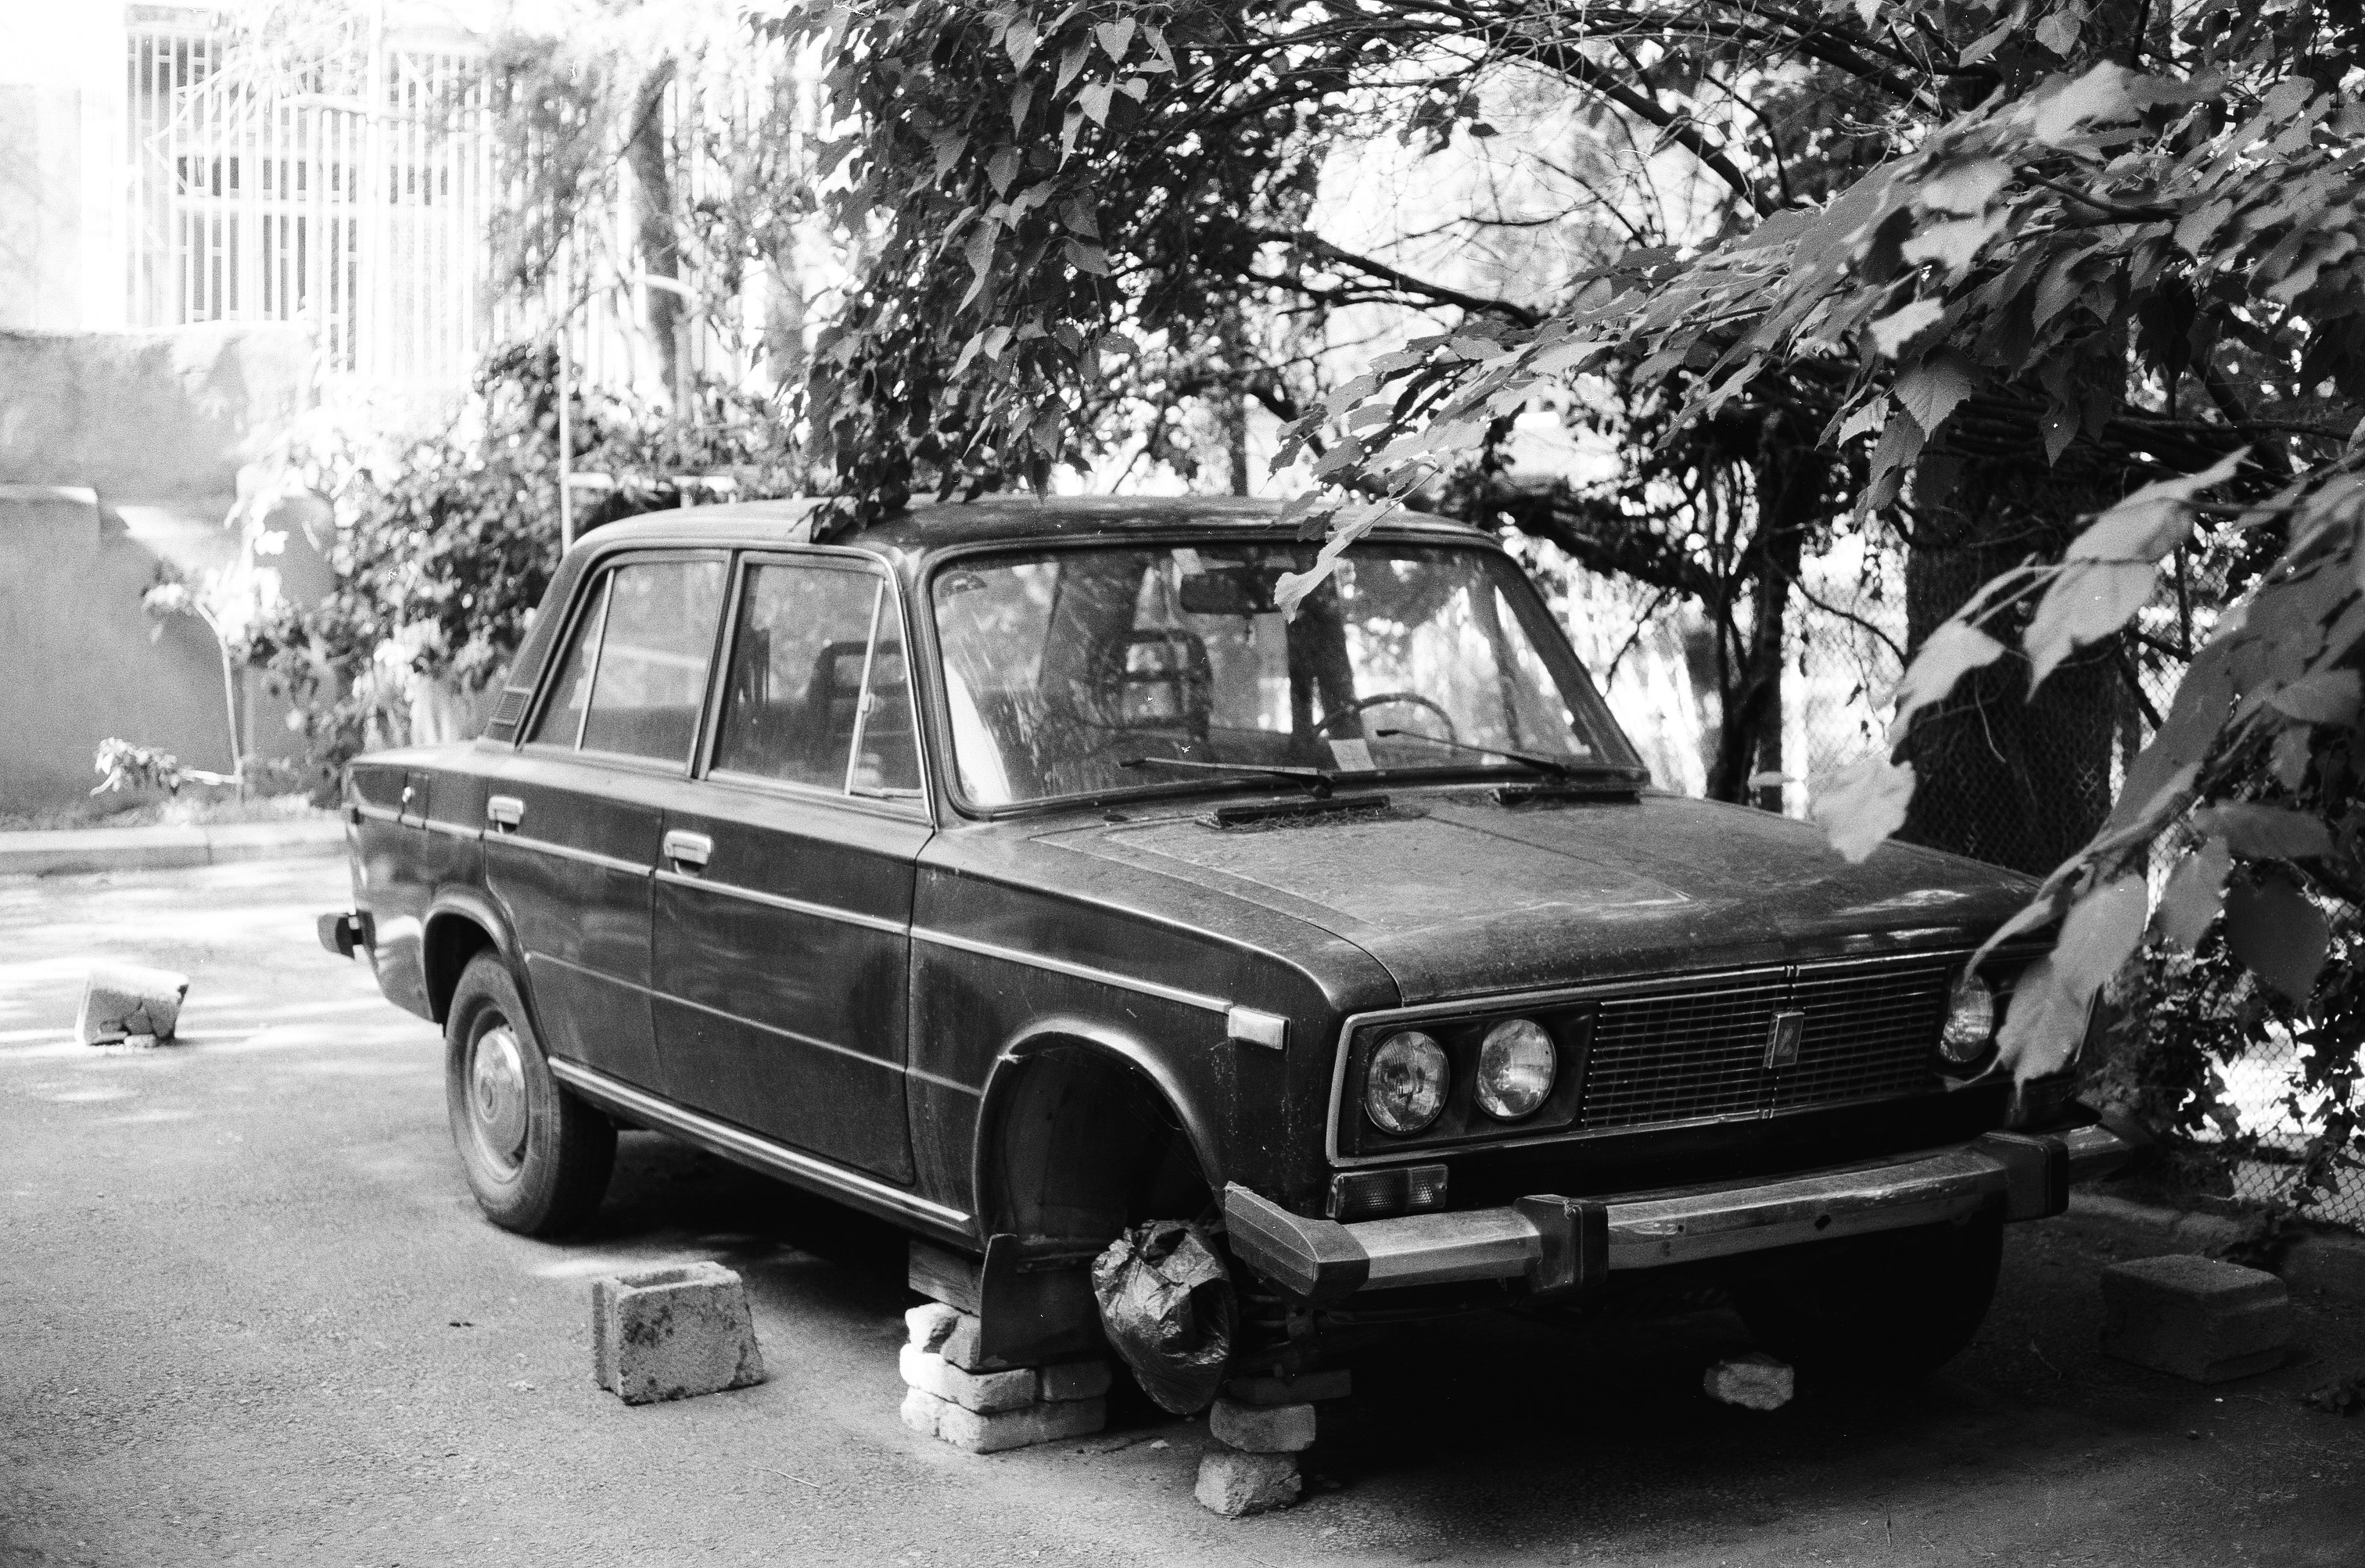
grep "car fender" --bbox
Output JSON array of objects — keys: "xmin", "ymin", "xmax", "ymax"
[
  {"xmin": 421, "ymin": 890, "xmax": 524, "ymax": 1024},
  {"xmin": 971, "ymin": 1013, "xmax": 1226, "ymax": 1231}
]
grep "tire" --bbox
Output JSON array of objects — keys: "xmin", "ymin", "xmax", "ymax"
[
  {"xmin": 444, "ymin": 952, "xmax": 615, "ymax": 1236},
  {"xmin": 1732, "ymin": 1211, "xmax": 2004, "ymax": 1382}
]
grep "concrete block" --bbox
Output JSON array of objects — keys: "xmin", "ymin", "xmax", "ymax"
[
  {"xmin": 937, "ymin": 1310, "xmax": 1011, "ymax": 1372},
  {"xmin": 906, "ymin": 1301, "xmax": 960, "ymax": 1353},
  {"xmin": 1194, "ymin": 1445, "xmax": 1301, "ymax": 1516},
  {"xmin": 1208, "ymin": 1398, "xmax": 1317, "ymax": 1453},
  {"xmin": 906, "ymin": 1387, "xmax": 1107, "ymax": 1454},
  {"xmin": 1704, "ymin": 1352, "xmax": 1794, "ymax": 1410},
  {"xmin": 1039, "ymin": 1359, "xmax": 1112, "ymax": 1403},
  {"xmin": 591, "ymin": 1262, "xmax": 766, "ymax": 1405},
  {"xmin": 2101, "ymin": 1254, "xmax": 2294, "ymax": 1383},
  {"xmin": 77, "ymin": 963, "xmax": 189, "ymax": 1046},
  {"xmin": 2282, "ymin": 1234, "xmax": 2365, "ymax": 1301},
  {"xmin": 1224, "ymin": 1368, "xmax": 1350, "ymax": 1407},
  {"xmin": 900, "ymin": 1383, "xmax": 944, "ymax": 1439},
  {"xmin": 899, "ymin": 1343, "xmax": 1039, "ymax": 1415}
]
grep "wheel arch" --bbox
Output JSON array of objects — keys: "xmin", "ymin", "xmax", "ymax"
[
  {"xmin": 422, "ymin": 894, "xmax": 520, "ymax": 1026},
  {"xmin": 971, "ymin": 1016, "xmax": 1224, "ymax": 1246}
]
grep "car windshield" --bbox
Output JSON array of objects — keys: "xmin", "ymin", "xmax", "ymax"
[{"xmin": 930, "ymin": 540, "xmax": 1639, "ymax": 808}]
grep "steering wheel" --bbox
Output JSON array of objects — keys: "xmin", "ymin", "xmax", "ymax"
[{"xmin": 1312, "ymin": 692, "xmax": 1459, "ymax": 745}]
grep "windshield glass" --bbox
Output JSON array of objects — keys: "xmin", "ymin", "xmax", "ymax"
[{"xmin": 930, "ymin": 540, "xmax": 1638, "ymax": 808}]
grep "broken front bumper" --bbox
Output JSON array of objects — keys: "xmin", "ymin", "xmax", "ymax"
[{"xmin": 1222, "ymin": 1124, "xmax": 2134, "ymax": 1306}]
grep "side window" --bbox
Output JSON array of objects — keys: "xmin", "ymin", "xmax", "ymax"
[
  {"xmin": 710, "ymin": 562, "xmax": 883, "ymax": 791},
  {"xmin": 578, "ymin": 559, "xmax": 727, "ymax": 765},
  {"xmin": 526, "ymin": 558, "xmax": 725, "ymax": 766},
  {"xmin": 525, "ymin": 574, "xmax": 610, "ymax": 748}
]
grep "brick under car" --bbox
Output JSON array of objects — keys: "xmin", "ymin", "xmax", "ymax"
[{"xmin": 323, "ymin": 494, "xmax": 2130, "ymax": 1393}]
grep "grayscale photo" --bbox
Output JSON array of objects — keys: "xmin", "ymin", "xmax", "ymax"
[{"xmin": 5, "ymin": 1, "xmax": 2363, "ymax": 1563}]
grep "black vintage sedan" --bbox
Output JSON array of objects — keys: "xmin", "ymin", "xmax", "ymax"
[{"xmin": 324, "ymin": 495, "xmax": 2127, "ymax": 1378}]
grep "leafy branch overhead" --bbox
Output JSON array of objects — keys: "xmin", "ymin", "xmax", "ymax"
[{"xmin": 1247, "ymin": 36, "xmax": 2365, "ymax": 1077}]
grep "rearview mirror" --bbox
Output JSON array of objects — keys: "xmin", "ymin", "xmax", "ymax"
[{"xmin": 1179, "ymin": 565, "xmax": 1283, "ymax": 616}]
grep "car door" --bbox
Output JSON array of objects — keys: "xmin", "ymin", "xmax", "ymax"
[
  {"xmin": 651, "ymin": 550, "xmax": 930, "ymax": 1181},
  {"xmin": 486, "ymin": 552, "xmax": 727, "ymax": 1091}
]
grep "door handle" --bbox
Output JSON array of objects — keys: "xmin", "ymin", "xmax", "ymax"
[
  {"xmin": 486, "ymin": 795, "xmax": 525, "ymax": 830},
  {"xmin": 662, "ymin": 830, "xmax": 712, "ymax": 871}
]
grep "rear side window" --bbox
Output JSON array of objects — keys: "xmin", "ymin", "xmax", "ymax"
[
  {"xmin": 710, "ymin": 559, "xmax": 922, "ymax": 798},
  {"xmin": 526, "ymin": 558, "xmax": 726, "ymax": 767}
]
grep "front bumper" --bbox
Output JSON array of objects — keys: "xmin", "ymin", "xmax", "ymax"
[{"xmin": 1224, "ymin": 1124, "xmax": 2134, "ymax": 1305}]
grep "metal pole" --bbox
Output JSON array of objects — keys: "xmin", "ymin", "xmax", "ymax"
[{"xmin": 558, "ymin": 278, "xmax": 575, "ymax": 551}]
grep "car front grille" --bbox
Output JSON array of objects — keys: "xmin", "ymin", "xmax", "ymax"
[{"xmin": 1579, "ymin": 956, "xmax": 1953, "ymax": 1130}]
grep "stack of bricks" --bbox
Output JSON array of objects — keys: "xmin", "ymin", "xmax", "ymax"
[
  {"xmin": 898, "ymin": 1301, "xmax": 1112, "ymax": 1452},
  {"xmin": 1193, "ymin": 1368, "xmax": 1348, "ymax": 1518}
]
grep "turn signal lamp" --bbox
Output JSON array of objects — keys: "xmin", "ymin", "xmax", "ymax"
[{"xmin": 1326, "ymin": 1163, "xmax": 1450, "ymax": 1221}]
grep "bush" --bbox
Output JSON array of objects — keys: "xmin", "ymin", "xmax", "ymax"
[{"xmin": 242, "ymin": 343, "xmax": 806, "ymax": 784}]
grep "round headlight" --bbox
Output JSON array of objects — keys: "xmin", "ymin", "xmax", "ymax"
[
  {"xmin": 1365, "ymin": 1030, "xmax": 1450, "ymax": 1135},
  {"xmin": 1939, "ymin": 973, "xmax": 1996, "ymax": 1065},
  {"xmin": 1476, "ymin": 1017, "xmax": 1556, "ymax": 1119}
]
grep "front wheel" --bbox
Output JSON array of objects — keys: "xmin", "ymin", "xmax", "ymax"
[
  {"xmin": 444, "ymin": 953, "xmax": 614, "ymax": 1236},
  {"xmin": 1732, "ymin": 1211, "xmax": 2004, "ymax": 1382}
]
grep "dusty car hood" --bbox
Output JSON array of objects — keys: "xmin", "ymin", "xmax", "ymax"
[{"xmin": 1043, "ymin": 790, "xmax": 2038, "ymax": 1003}]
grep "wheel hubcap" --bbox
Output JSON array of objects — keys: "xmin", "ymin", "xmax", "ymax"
[{"xmin": 470, "ymin": 1025, "xmax": 529, "ymax": 1170}]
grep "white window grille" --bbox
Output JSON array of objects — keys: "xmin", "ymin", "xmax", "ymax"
[{"xmin": 124, "ymin": 12, "xmax": 493, "ymax": 409}]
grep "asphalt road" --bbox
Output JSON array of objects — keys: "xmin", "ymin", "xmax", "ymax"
[{"xmin": 4, "ymin": 856, "xmax": 2363, "ymax": 1566}]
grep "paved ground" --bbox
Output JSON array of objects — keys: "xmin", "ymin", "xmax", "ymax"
[{"xmin": 4, "ymin": 857, "xmax": 2363, "ymax": 1567}]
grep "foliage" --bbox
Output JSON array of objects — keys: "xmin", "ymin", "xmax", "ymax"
[
  {"xmin": 89, "ymin": 740, "xmax": 237, "ymax": 799},
  {"xmin": 241, "ymin": 344, "xmax": 806, "ymax": 775}
]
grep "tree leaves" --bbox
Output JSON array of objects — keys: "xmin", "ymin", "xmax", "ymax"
[
  {"xmin": 2224, "ymin": 874, "xmax": 2331, "ymax": 1003},
  {"xmin": 1892, "ymin": 352, "xmax": 1976, "ymax": 440},
  {"xmin": 1888, "ymin": 620, "xmax": 2009, "ymax": 734},
  {"xmin": 1997, "ymin": 874, "xmax": 2148, "ymax": 1079},
  {"xmin": 2022, "ymin": 449, "xmax": 2248, "ymax": 688},
  {"xmin": 2157, "ymin": 838, "xmax": 2232, "ymax": 951},
  {"xmin": 1814, "ymin": 756, "xmax": 1916, "ymax": 863}
]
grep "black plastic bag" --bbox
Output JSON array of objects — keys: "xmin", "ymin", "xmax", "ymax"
[{"xmin": 1090, "ymin": 1218, "xmax": 1236, "ymax": 1415}]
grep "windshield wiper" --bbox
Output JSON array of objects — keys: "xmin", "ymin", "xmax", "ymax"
[
  {"xmin": 1117, "ymin": 757, "xmax": 1341, "ymax": 797},
  {"xmin": 1373, "ymin": 730, "xmax": 1620, "ymax": 781}
]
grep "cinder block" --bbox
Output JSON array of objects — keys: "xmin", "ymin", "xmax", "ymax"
[
  {"xmin": 591, "ymin": 1262, "xmax": 766, "ymax": 1405},
  {"xmin": 2282, "ymin": 1235, "xmax": 2365, "ymax": 1301},
  {"xmin": 1224, "ymin": 1368, "xmax": 1350, "ymax": 1407},
  {"xmin": 899, "ymin": 1343, "xmax": 1039, "ymax": 1415},
  {"xmin": 906, "ymin": 1301, "xmax": 960, "ymax": 1352},
  {"xmin": 2101, "ymin": 1254, "xmax": 2293, "ymax": 1383},
  {"xmin": 77, "ymin": 963, "xmax": 189, "ymax": 1046},
  {"xmin": 1704, "ymin": 1352, "xmax": 1794, "ymax": 1411},
  {"xmin": 900, "ymin": 1383, "xmax": 944, "ymax": 1438},
  {"xmin": 1039, "ymin": 1359, "xmax": 1112, "ymax": 1403},
  {"xmin": 1208, "ymin": 1398, "xmax": 1316, "ymax": 1453},
  {"xmin": 906, "ymin": 1387, "xmax": 1107, "ymax": 1453},
  {"xmin": 937, "ymin": 1310, "xmax": 1012, "ymax": 1372},
  {"xmin": 1195, "ymin": 1444, "xmax": 1301, "ymax": 1516}
]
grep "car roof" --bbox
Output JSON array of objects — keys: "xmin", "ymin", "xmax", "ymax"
[{"xmin": 576, "ymin": 493, "xmax": 1488, "ymax": 558}]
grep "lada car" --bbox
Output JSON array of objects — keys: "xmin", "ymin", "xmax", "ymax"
[{"xmin": 321, "ymin": 495, "xmax": 2129, "ymax": 1380}]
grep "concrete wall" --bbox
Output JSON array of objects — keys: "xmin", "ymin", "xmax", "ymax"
[
  {"xmin": 0, "ymin": 2, "xmax": 127, "ymax": 332},
  {"xmin": 1, "ymin": 324, "xmax": 327, "ymax": 813}
]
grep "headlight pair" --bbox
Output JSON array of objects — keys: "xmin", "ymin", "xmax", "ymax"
[{"xmin": 1366, "ymin": 1017, "xmax": 1557, "ymax": 1135}]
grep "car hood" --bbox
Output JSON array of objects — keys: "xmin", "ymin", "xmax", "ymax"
[{"xmin": 1043, "ymin": 790, "xmax": 2038, "ymax": 1003}]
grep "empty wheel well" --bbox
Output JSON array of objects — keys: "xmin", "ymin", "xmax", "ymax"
[
  {"xmin": 985, "ymin": 1045, "xmax": 1213, "ymax": 1245},
  {"xmin": 422, "ymin": 916, "xmax": 497, "ymax": 1024}
]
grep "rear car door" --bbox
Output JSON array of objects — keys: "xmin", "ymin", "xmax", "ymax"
[
  {"xmin": 651, "ymin": 550, "xmax": 930, "ymax": 1180},
  {"xmin": 486, "ymin": 552, "xmax": 727, "ymax": 1091}
]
